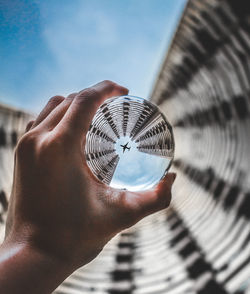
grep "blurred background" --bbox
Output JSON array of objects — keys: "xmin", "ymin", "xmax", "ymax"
[
  {"xmin": 0, "ymin": 0, "xmax": 186, "ymax": 112},
  {"xmin": 1, "ymin": 1, "xmax": 250, "ymax": 294}
]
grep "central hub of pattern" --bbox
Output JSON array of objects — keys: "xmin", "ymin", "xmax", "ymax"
[{"xmin": 115, "ymin": 136, "xmax": 136, "ymax": 156}]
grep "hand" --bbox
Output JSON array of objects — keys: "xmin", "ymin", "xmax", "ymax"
[{"xmin": 1, "ymin": 80, "xmax": 176, "ymax": 293}]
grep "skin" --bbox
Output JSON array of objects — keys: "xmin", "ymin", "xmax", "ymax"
[{"xmin": 0, "ymin": 81, "xmax": 176, "ymax": 294}]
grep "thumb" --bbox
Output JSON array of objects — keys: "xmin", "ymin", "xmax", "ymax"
[{"xmin": 123, "ymin": 172, "xmax": 176, "ymax": 222}]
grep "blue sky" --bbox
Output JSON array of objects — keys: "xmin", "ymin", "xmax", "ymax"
[
  {"xmin": 0, "ymin": 0, "xmax": 186, "ymax": 113},
  {"xmin": 112, "ymin": 136, "xmax": 171, "ymax": 191}
]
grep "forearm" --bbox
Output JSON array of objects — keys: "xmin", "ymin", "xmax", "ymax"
[{"xmin": 0, "ymin": 239, "xmax": 72, "ymax": 294}]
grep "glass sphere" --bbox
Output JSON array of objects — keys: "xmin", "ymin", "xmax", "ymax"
[{"xmin": 85, "ymin": 95, "xmax": 175, "ymax": 191}]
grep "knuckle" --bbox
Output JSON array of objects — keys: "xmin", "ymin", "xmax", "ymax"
[
  {"xmin": 67, "ymin": 93, "xmax": 77, "ymax": 99},
  {"xmin": 101, "ymin": 80, "xmax": 125, "ymax": 92},
  {"xmin": 48, "ymin": 95, "xmax": 65, "ymax": 106},
  {"xmin": 80, "ymin": 88, "xmax": 100, "ymax": 98},
  {"xmin": 76, "ymin": 88, "xmax": 101, "ymax": 106},
  {"xmin": 39, "ymin": 134, "xmax": 64, "ymax": 155},
  {"xmin": 102, "ymin": 80, "xmax": 120, "ymax": 92},
  {"xmin": 16, "ymin": 131, "xmax": 37, "ymax": 156},
  {"xmin": 15, "ymin": 130, "xmax": 68, "ymax": 164},
  {"xmin": 102, "ymin": 80, "xmax": 116, "ymax": 88},
  {"xmin": 38, "ymin": 131, "xmax": 72, "ymax": 160}
]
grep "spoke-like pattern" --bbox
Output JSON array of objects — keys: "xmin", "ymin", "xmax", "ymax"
[
  {"xmin": 85, "ymin": 96, "xmax": 174, "ymax": 185},
  {"xmin": 0, "ymin": 1, "xmax": 250, "ymax": 293}
]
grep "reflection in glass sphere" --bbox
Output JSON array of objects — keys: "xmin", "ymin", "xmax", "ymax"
[{"xmin": 85, "ymin": 95, "xmax": 175, "ymax": 191}]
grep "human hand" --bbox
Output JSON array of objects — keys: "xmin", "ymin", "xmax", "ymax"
[{"xmin": 2, "ymin": 80, "xmax": 175, "ymax": 293}]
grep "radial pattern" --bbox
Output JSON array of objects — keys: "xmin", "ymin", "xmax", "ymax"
[{"xmin": 85, "ymin": 96, "xmax": 175, "ymax": 191}]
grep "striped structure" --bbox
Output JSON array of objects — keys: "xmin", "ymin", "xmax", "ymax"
[
  {"xmin": 150, "ymin": 0, "xmax": 250, "ymax": 293},
  {"xmin": 0, "ymin": 103, "xmax": 32, "ymax": 241},
  {"xmin": 0, "ymin": 0, "xmax": 250, "ymax": 293},
  {"xmin": 85, "ymin": 96, "xmax": 174, "ymax": 185}
]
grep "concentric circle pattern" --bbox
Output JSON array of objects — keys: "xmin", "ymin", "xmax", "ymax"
[
  {"xmin": 85, "ymin": 96, "xmax": 175, "ymax": 191},
  {"xmin": 0, "ymin": 0, "xmax": 250, "ymax": 293}
]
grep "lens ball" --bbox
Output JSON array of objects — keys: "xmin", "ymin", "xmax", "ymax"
[{"xmin": 85, "ymin": 95, "xmax": 175, "ymax": 191}]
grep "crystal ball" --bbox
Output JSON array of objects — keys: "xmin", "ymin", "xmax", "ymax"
[{"xmin": 85, "ymin": 95, "xmax": 175, "ymax": 191}]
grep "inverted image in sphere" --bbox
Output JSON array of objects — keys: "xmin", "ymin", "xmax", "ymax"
[{"xmin": 85, "ymin": 96, "xmax": 175, "ymax": 191}]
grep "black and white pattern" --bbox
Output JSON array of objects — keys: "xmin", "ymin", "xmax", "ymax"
[
  {"xmin": 85, "ymin": 96, "xmax": 174, "ymax": 186},
  {"xmin": 0, "ymin": 103, "xmax": 32, "ymax": 241},
  {"xmin": 0, "ymin": 0, "xmax": 250, "ymax": 293},
  {"xmin": 151, "ymin": 0, "xmax": 250, "ymax": 293}
]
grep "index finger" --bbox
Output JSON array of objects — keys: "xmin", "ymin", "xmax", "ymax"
[{"xmin": 57, "ymin": 80, "xmax": 128, "ymax": 139}]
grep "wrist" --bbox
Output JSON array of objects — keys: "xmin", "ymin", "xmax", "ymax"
[
  {"xmin": 6, "ymin": 222, "xmax": 103, "ymax": 271},
  {"xmin": 0, "ymin": 237, "xmax": 74, "ymax": 294}
]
